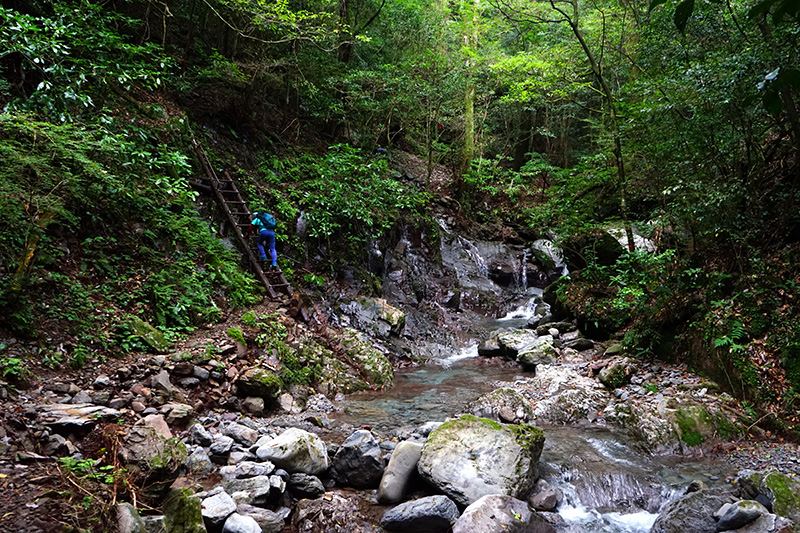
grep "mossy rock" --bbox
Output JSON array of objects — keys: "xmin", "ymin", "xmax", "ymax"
[
  {"xmin": 746, "ymin": 470, "xmax": 800, "ymax": 524},
  {"xmin": 673, "ymin": 405, "xmax": 714, "ymax": 447},
  {"xmin": 338, "ymin": 328, "xmax": 394, "ymax": 388},
  {"xmin": 236, "ymin": 367, "xmax": 282, "ymax": 400},
  {"xmin": 125, "ymin": 317, "xmax": 173, "ymax": 354},
  {"xmin": 162, "ymin": 488, "xmax": 207, "ymax": 533}
]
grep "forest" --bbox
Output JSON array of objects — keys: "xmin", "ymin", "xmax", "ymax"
[{"xmin": 0, "ymin": 0, "xmax": 800, "ymax": 526}]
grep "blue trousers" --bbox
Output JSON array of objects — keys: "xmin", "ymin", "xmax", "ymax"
[{"xmin": 258, "ymin": 229, "xmax": 277, "ymax": 264}]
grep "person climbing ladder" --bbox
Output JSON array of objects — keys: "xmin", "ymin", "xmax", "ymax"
[{"xmin": 248, "ymin": 211, "xmax": 278, "ymax": 269}]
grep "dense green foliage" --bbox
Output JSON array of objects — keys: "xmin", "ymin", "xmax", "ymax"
[{"xmin": 0, "ymin": 0, "xmax": 798, "ymax": 428}]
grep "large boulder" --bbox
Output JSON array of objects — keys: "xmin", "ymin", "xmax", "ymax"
[
  {"xmin": 378, "ymin": 440, "xmax": 424, "ymax": 504},
  {"xmin": 452, "ymin": 494, "xmax": 556, "ymax": 533},
  {"xmin": 417, "ymin": 415, "xmax": 545, "ymax": 506},
  {"xmin": 255, "ymin": 428, "xmax": 329, "ymax": 475},
  {"xmin": 331, "ymin": 429, "xmax": 385, "ymax": 489},
  {"xmin": 236, "ymin": 504, "xmax": 285, "ymax": 533},
  {"xmin": 380, "ymin": 495, "xmax": 459, "ymax": 532},
  {"xmin": 222, "ymin": 513, "xmax": 261, "ymax": 533},
  {"xmin": 119, "ymin": 414, "xmax": 187, "ymax": 496},
  {"xmin": 496, "ymin": 329, "xmax": 539, "ymax": 359},
  {"xmin": 525, "ymin": 365, "xmax": 609, "ymax": 425},
  {"xmin": 201, "ymin": 491, "xmax": 237, "ymax": 527},
  {"xmin": 716, "ymin": 500, "xmax": 768, "ymax": 531},
  {"xmin": 288, "ymin": 473, "xmax": 326, "ymax": 499}
]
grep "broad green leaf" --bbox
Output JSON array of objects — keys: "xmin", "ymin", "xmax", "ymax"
[{"xmin": 673, "ymin": 0, "xmax": 695, "ymax": 33}]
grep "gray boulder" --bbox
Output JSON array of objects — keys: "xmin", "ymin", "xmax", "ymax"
[
  {"xmin": 417, "ymin": 415, "xmax": 545, "ymax": 506},
  {"xmin": 719, "ymin": 513, "xmax": 795, "ymax": 532},
  {"xmin": 223, "ymin": 422, "xmax": 259, "ymax": 447},
  {"xmin": 716, "ymin": 500, "xmax": 769, "ymax": 531},
  {"xmin": 186, "ymin": 447, "xmax": 215, "ymax": 475},
  {"xmin": 236, "ymin": 504, "xmax": 285, "ymax": 533},
  {"xmin": 477, "ymin": 334, "xmax": 505, "ymax": 358},
  {"xmin": 116, "ymin": 502, "xmax": 146, "ymax": 533},
  {"xmin": 188, "ymin": 423, "xmax": 214, "ymax": 446},
  {"xmin": 380, "ymin": 495, "xmax": 459, "ymax": 532},
  {"xmin": 378, "ymin": 440, "xmax": 423, "ymax": 504},
  {"xmin": 256, "ymin": 428, "xmax": 328, "ymax": 475},
  {"xmin": 201, "ymin": 491, "xmax": 237, "ymax": 526},
  {"xmin": 331, "ymin": 429, "xmax": 385, "ymax": 488},
  {"xmin": 222, "ymin": 513, "xmax": 261, "ymax": 533},
  {"xmin": 517, "ymin": 336, "xmax": 557, "ymax": 371},
  {"xmin": 452, "ymin": 494, "xmax": 556, "ymax": 533},
  {"xmin": 222, "ymin": 476, "xmax": 272, "ymax": 506},
  {"xmin": 529, "ymin": 487, "xmax": 562, "ymax": 512},
  {"xmin": 737, "ymin": 470, "xmax": 800, "ymax": 525},
  {"xmin": 230, "ymin": 461, "xmax": 275, "ymax": 479},
  {"xmin": 496, "ymin": 329, "xmax": 539, "ymax": 359},
  {"xmin": 288, "ymin": 473, "xmax": 326, "ymax": 499}
]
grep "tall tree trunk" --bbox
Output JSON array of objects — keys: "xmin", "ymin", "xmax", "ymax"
[
  {"xmin": 556, "ymin": 0, "xmax": 635, "ymax": 251},
  {"xmin": 460, "ymin": 0, "xmax": 478, "ymax": 180},
  {"xmin": 338, "ymin": 0, "xmax": 352, "ymax": 63}
]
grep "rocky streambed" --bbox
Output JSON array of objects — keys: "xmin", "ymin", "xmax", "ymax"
[{"xmin": 2, "ymin": 228, "xmax": 799, "ymax": 533}]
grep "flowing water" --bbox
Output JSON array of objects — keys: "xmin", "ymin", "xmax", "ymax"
[
  {"xmin": 335, "ymin": 295, "xmax": 738, "ymax": 532},
  {"xmin": 335, "ymin": 230, "xmax": 740, "ymax": 532}
]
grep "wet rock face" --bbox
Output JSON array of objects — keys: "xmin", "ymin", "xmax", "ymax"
[{"xmin": 417, "ymin": 415, "xmax": 545, "ymax": 507}]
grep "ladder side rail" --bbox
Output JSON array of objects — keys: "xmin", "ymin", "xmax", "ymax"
[{"xmin": 193, "ymin": 140, "xmax": 278, "ymax": 298}]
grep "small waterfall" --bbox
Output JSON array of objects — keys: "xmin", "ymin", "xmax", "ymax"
[
  {"xmin": 457, "ymin": 235, "xmax": 489, "ymax": 277},
  {"xmin": 520, "ymin": 249, "xmax": 528, "ymax": 291}
]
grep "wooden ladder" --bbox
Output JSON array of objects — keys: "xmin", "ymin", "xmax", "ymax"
[{"xmin": 191, "ymin": 139, "xmax": 293, "ymax": 300}]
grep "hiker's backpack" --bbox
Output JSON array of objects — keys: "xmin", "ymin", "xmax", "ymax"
[{"xmin": 256, "ymin": 212, "xmax": 277, "ymax": 230}]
